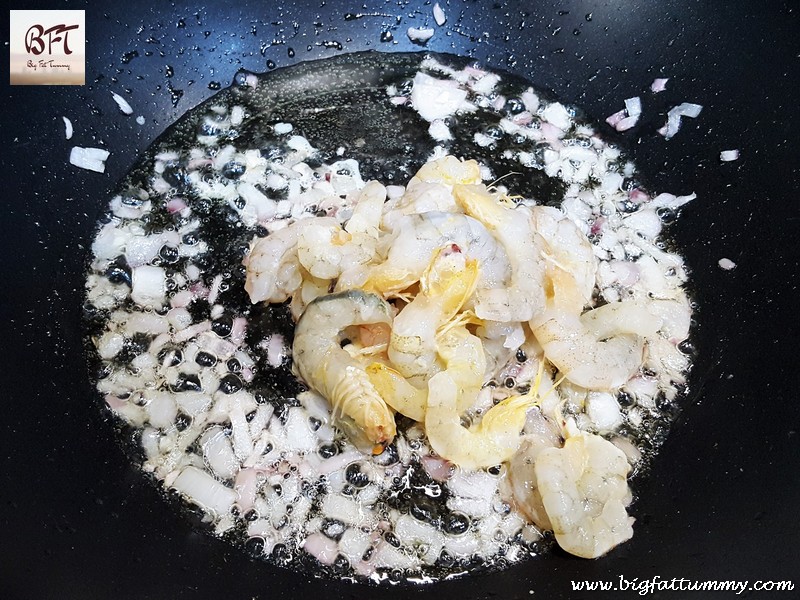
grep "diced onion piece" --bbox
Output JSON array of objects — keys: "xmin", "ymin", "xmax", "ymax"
[
  {"xmin": 62, "ymin": 116, "xmax": 73, "ymax": 139},
  {"xmin": 411, "ymin": 72, "xmax": 468, "ymax": 121},
  {"xmin": 718, "ymin": 258, "xmax": 737, "ymax": 270},
  {"xmin": 131, "ymin": 265, "xmax": 166, "ymax": 307},
  {"xmin": 607, "ymin": 98, "xmax": 641, "ymax": 131},
  {"xmin": 433, "ymin": 3, "xmax": 446, "ymax": 25},
  {"xmin": 111, "ymin": 91, "xmax": 134, "ymax": 115},
  {"xmin": 284, "ymin": 407, "xmax": 317, "ymax": 453},
  {"xmin": 720, "ymin": 149, "xmax": 739, "ymax": 162},
  {"xmin": 605, "ymin": 109, "xmax": 626, "ymax": 128},
  {"xmin": 673, "ymin": 102, "xmax": 703, "ymax": 118},
  {"xmin": 586, "ymin": 392, "xmax": 623, "ymax": 432},
  {"xmin": 69, "ymin": 146, "xmax": 110, "ymax": 173},
  {"xmin": 171, "ymin": 466, "xmax": 237, "ymax": 517},
  {"xmin": 624, "ymin": 97, "xmax": 642, "ymax": 117},
  {"xmin": 650, "ymin": 78, "xmax": 669, "ymax": 93},
  {"xmin": 659, "ymin": 102, "xmax": 703, "ymax": 140},
  {"xmin": 303, "ymin": 533, "xmax": 339, "ymax": 565},
  {"xmin": 615, "ymin": 115, "xmax": 640, "ymax": 131},
  {"xmin": 541, "ymin": 102, "xmax": 572, "ymax": 130},
  {"xmin": 407, "ymin": 26, "xmax": 435, "ymax": 44},
  {"xmin": 428, "ymin": 119, "xmax": 452, "ymax": 141}
]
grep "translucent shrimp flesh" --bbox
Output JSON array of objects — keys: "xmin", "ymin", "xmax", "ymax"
[
  {"xmin": 424, "ymin": 362, "xmax": 546, "ymax": 471},
  {"xmin": 533, "ymin": 424, "xmax": 634, "ymax": 559},
  {"xmin": 531, "ymin": 300, "xmax": 661, "ymax": 391},
  {"xmin": 244, "ymin": 217, "xmax": 339, "ymax": 304},
  {"xmin": 367, "ymin": 310, "xmax": 486, "ymax": 421},
  {"xmin": 387, "ymin": 246, "xmax": 478, "ymax": 383},
  {"xmin": 363, "ymin": 211, "xmax": 509, "ymax": 298},
  {"xmin": 452, "ymin": 184, "xmax": 546, "ymax": 322}
]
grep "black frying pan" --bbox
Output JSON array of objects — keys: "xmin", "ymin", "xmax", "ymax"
[{"xmin": 2, "ymin": 1, "xmax": 799, "ymax": 598}]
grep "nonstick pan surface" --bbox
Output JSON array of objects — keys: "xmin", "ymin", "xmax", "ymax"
[{"xmin": 2, "ymin": 1, "xmax": 798, "ymax": 598}]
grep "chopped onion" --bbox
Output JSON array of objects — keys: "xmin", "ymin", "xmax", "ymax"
[
  {"xmin": 145, "ymin": 391, "xmax": 178, "ymax": 429},
  {"xmin": 131, "ymin": 265, "xmax": 166, "ymax": 307},
  {"xmin": 62, "ymin": 116, "xmax": 73, "ymax": 139},
  {"xmin": 605, "ymin": 109, "xmax": 626, "ymax": 128},
  {"xmin": 322, "ymin": 494, "xmax": 365, "ymax": 525},
  {"xmin": 428, "ymin": 119, "xmax": 452, "ymax": 141},
  {"xmin": 407, "ymin": 26, "xmax": 435, "ymax": 44},
  {"xmin": 165, "ymin": 197, "xmax": 187, "ymax": 214},
  {"xmin": 171, "ymin": 466, "xmax": 237, "ymax": 517},
  {"xmin": 624, "ymin": 97, "xmax": 642, "ymax": 117},
  {"xmin": 615, "ymin": 115, "xmax": 640, "ymax": 132},
  {"xmin": 650, "ymin": 78, "xmax": 669, "ymax": 93},
  {"xmin": 234, "ymin": 468, "xmax": 259, "ymax": 513},
  {"xmin": 303, "ymin": 533, "xmax": 339, "ymax": 565},
  {"xmin": 201, "ymin": 426, "xmax": 240, "ymax": 480},
  {"xmin": 422, "ymin": 455, "xmax": 453, "ymax": 482},
  {"xmin": 411, "ymin": 72, "xmax": 469, "ymax": 122},
  {"xmin": 607, "ymin": 97, "xmax": 641, "ymax": 132},
  {"xmin": 111, "ymin": 91, "xmax": 134, "ymax": 115},
  {"xmin": 718, "ymin": 257, "xmax": 737, "ymax": 270},
  {"xmin": 284, "ymin": 407, "xmax": 317, "ymax": 453},
  {"xmin": 541, "ymin": 102, "xmax": 572, "ymax": 130},
  {"xmin": 720, "ymin": 149, "xmax": 739, "ymax": 162},
  {"xmin": 433, "ymin": 3, "xmax": 446, "ymax": 25},
  {"xmin": 586, "ymin": 392, "xmax": 623, "ymax": 432},
  {"xmin": 69, "ymin": 146, "xmax": 110, "ymax": 173},
  {"xmin": 266, "ymin": 334, "xmax": 285, "ymax": 367},
  {"xmin": 659, "ymin": 102, "xmax": 703, "ymax": 140},
  {"xmin": 136, "ymin": 115, "xmax": 145, "ymax": 125}
]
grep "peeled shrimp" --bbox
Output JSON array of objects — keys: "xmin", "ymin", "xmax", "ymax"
[
  {"xmin": 505, "ymin": 407, "xmax": 562, "ymax": 531},
  {"xmin": 453, "ymin": 184, "xmax": 546, "ymax": 322},
  {"xmin": 388, "ymin": 247, "xmax": 478, "ymax": 383},
  {"xmin": 533, "ymin": 424, "xmax": 634, "ymax": 559},
  {"xmin": 424, "ymin": 363, "xmax": 545, "ymax": 471},
  {"xmin": 531, "ymin": 299, "xmax": 662, "ymax": 390},
  {"xmin": 365, "ymin": 363, "xmax": 427, "ymax": 422},
  {"xmin": 380, "ymin": 156, "xmax": 482, "ymax": 228},
  {"xmin": 364, "ymin": 211, "xmax": 509, "ymax": 298},
  {"xmin": 532, "ymin": 205, "xmax": 596, "ymax": 315},
  {"xmin": 411, "ymin": 155, "xmax": 482, "ymax": 186},
  {"xmin": 435, "ymin": 313, "xmax": 487, "ymax": 413},
  {"xmin": 368, "ymin": 312, "xmax": 486, "ymax": 420},
  {"xmin": 292, "ymin": 290, "xmax": 396, "ymax": 447},
  {"xmin": 244, "ymin": 217, "xmax": 339, "ymax": 304}
]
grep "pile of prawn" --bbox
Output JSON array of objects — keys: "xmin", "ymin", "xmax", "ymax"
[{"xmin": 243, "ymin": 155, "xmax": 680, "ymax": 558}]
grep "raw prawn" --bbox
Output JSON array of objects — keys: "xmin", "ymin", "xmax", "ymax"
[
  {"xmin": 388, "ymin": 246, "xmax": 478, "ymax": 383},
  {"xmin": 363, "ymin": 211, "xmax": 509, "ymax": 298},
  {"xmin": 532, "ymin": 205, "xmax": 596, "ymax": 315},
  {"xmin": 452, "ymin": 184, "xmax": 546, "ymax": 322},
  {"xmin": 504, "ymin": 407, "xmax": 562, "ymax": 531},
  {"xmin": 380, "ymin": 156, "xmax": 482, "ymax": 228},
  {"xmin": 531, "ymin": 300, "xmax": 661, "ymax": 390},
  {"xmin": 411, "ymin": 155, "xmax": 482, "ymax": 186},
  {"xmin": 244, "ymin": 217, "xmax": 339, "ymax": 304},
  {"xmin": 367, "ymin": 311, "xmax": 486, "ymax": 420},
  {"xmin": 533, "ymin": 421, "xmax": 634, "ymax": 558},
  {"xmin": 424, "ymin": 361, "xmax": 547, "ymax": 470},
  {"xmin": 292, "ymin": 290, "xmax": 396, "ymax": 447}
]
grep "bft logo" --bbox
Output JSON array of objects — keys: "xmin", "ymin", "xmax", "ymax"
[
  {"xmin": 10, "ymin": 10, "xmax": 86, "ymax": 85},
  {"xmin": 25, "ymin": 23, "xmax": 80, "ymax": 55}
]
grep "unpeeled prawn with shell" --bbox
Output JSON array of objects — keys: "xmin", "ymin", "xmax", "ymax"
[{"xmin": 292, "ymin": 290, "xmax": 397, "ymax": 449}]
